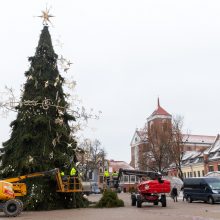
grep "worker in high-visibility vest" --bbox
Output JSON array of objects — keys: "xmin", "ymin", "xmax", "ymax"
[
  {"xmin": 70, "ymin": 167, "xmax": 77, "ymax": 176},
  {"xmin": 60, "ymin": 170, "xmax": 68, "ymax": 190},
  {"xmin": 112, "ymin": 170, "xmax": 119, "ymax": 188},
  {"xmin": 104, "ymin": 169, "xmax": 110, "ymax": 186},
  {"xmin": 70, "ymin": 167, "xmax": 78, "ymax": 189},
  {"xmin": 61, "ymin": 171, "xmax": 68, "ymax": 181},
  {"xmin": 112, "ymin": 170, "xmax": 118, "ymax": 178}
]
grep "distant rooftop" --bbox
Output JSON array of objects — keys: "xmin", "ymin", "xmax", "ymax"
[
  {"xmin": 109, "ymin": 160, "xmax": 134, "ymax": 172},
  {"xmin": 183, "ymin": 134, "xmax": 216, "ymax": 144}
]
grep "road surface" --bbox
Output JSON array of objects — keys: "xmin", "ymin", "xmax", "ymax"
[{"xmin": 1, "ymin": 193, "xmax": 219, "ymax": 220}]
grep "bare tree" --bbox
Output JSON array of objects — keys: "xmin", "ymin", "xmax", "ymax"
[
  {"xmin": 138, "ymin": 115, "xmax": 188, "ymax": 179},
  {"xmin": 139, "ymin": 121, "xmax": 173, "ymax": 173},
  {"xmin": 77, "ymin": 139, "xmax": 106, "ymax": 181},
  {"xmin": 170, "ymin": 115, "xmax": 187, "ymax": 180}
]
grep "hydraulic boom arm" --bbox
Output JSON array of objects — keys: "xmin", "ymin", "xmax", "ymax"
[
  {"xmin": 117, "ymin": 168, "xmax": 162, "ymax": 182},
  {"xmin": 1, "ymin": 168, "xmax": 82, "ymax": 195},
  {"xmin": 3, "ymin": 169, "xmax": 59, "ymax": 183}
]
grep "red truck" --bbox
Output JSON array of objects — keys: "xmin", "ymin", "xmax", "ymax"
[{"xmin": 117, "ymin": 169, "xmax": 171, "ymax": 208}]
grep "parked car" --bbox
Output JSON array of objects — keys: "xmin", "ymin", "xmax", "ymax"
[{"xmin": 183, "ymin": 177, "xmax": 220, "ymax": 204}]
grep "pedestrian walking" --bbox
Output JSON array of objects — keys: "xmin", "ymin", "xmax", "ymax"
[
  {"xmin": 181, "ymin": 185, "xmax": 186, "ymax": 201},
  {"xmin": 171, "ymin": 185, "xmax": 178, "ymax": 202}
]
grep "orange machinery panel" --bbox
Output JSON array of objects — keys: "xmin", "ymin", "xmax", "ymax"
[{"xmin": 0, "ymin": 181, "xmax": 15, "ymax": 200}]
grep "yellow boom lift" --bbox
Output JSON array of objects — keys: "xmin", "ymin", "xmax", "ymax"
[{"xmin": 0, "ymin": 168, "xmax": 82, "ymax": 217}]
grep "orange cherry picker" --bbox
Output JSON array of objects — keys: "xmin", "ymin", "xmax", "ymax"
[{"xmin": 0, "ymin": 168, "xmax": 82, "ymax": 217}]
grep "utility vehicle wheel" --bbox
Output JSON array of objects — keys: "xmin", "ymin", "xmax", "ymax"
[
  {"xmin": 3, "ymin": 199, "xmax": 21, "ymax": 217},
  {"xmin": 154, "ymin": 201, "xmax": 158, "ymax": 205},
  {"xmin": 161, "ymin": 195, "xmax": 166, "ymax": 207},
  {"xmin": 136, "ymin": 195, "xmax": 142, "ymax": 208},
  {"xmin": 208, "ymin": 196, "xmax": 214, "ymax": 205},
  {"xmin": 186, "ymin": 196, "xmax": 192, "ymax": 203},
  {"xmin": 15, "ymin": 199, "xmax": 23, "ymax": 211},
  {"xmin": 131, "ymin": 194, "xmax": 136, "ymax": 206},
  {"xmin": 136, "ymin": 200, "xmax": 142, "ymax": 208}
]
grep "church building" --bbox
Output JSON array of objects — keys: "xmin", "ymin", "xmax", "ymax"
[{"xmin": 130, "ymin": 99, "xmax": 216, "ymax": 176}]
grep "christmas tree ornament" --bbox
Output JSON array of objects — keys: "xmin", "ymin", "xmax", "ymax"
[
  {"xmin": 52, "ymin": 138, "xmax": 56, "ymax": 147},
  {"xmin": 42, "ymin": 98, "xmax": 51, "ymax": 110},
  {"xmin": 37, "ymin": 7, "xmax": 54, "ymax": 26},
  {"xmin": 64, "ymin": 67, "xmax": 69, "ymax": 73},
  {"xmin": 27, "ymin": 75, "xmax": 33, "ymax": 80},
  {"xmin": 44, "ymin": 81, "xmax": 49, "ymax": 88},
  {"xmin": 67, "ymin": 60, "xmax": 73, "ymax": 66},
  {"xmin": 34, "ymin": 79, "xmax": 38, "ymax": 88}
]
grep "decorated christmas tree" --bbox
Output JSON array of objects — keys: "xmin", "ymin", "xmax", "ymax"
[{"xmin": 0, "ymin": 12, "xmax": 87, "ymax": 210}]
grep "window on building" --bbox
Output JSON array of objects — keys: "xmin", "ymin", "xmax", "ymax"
[
  {"xmin": 162, "ymin": 123, "xmax": 167, "ymax": 131},
  {"xmin": 194, "ymin": 171, "xmax": 196, "ymax": 177},
  {"xmin": 184, "ymin": 173, "xmax": 186, "ymax": 178},
  {"xmin": 209, "ymin": 165, "xmax": 214, "ymax": 172},
  {"xmin": 130, "ymin": 175, "xmax": 136, "ymax": 183},
  {"xmin": 89, "ymin": 171, "xmax": 93, "ymax": 180},
  {"xmin": 190, "ymin": 172, "xmax": 192, "ymax": 177},
  {"xmin": 202, "ymin": 170, "xmax": 205, "ymax": 176},
  {"xmin": 182, "ymin": 160, "xmax": 186, "ymax": 165},
  {"xmin": 123, "ymin": 175, "xmax": 129, "ymax": 183},
  {"xmin": 99, "ymin": 176, "xmax": 103, "ymax": 183},
  {"xmin": 187, "ymin": 172, "xmax": 190, "ymax": 177},
  {"xmin": 190, "ymin": 159, "xmax": 195, "ymax": 163},
  {"xmin": 197, "ymin": 171, "xmax": 200, "ymax": 177},
  {"xmin": 218, "ymin": 164, "xmax": 220, "ymax": 171},
  {"xmin": 209, "ymin": 153, "xmax": 215, "ymax": 159},
  {"xmin": 198, "ymin": 157, "xmax": 204, "ymax": 163}
]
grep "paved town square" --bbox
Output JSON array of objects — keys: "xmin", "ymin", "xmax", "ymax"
[
  {"xmin": 2, "ymin": 193, "xmax": 219, "ymax": 220},
  {"xmin": 1, "ymin": 1, "xmax": 220, "ymax": 219}
]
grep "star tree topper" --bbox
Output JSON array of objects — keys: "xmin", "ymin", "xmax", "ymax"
[{"xmin": 38, "ymin": 7, "xmax": 54, "ymax": 26}]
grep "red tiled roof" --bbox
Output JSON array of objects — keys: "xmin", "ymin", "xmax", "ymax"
[
  {"xmin": 150, "ymin": 98, "xmax": 171, "ymax": 117},
  {"xmin": 151, "ymin": 106, "xmax": 171, "ymax": 116}
]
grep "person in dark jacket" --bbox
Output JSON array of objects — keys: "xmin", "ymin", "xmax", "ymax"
[
  {"xmin": 171, "ymin": 185, "xmax": 178, "ymax": 202},
  {"xmin": 181, "ymin": 185, "xmax": 186, "ymax": 201}
]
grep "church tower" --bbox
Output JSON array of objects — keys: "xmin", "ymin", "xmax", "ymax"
[
  {"xmin": 147, "ymin": 98, "xmax": 172, "ymax": 128},
  {"xmin": 130, "ymin": 98, "xmax": 172, "ymax": 169}
]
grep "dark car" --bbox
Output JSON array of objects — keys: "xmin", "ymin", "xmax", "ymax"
[{"xmin": 183, "ymin": 177, "xmax": 220, "ymax": 204}]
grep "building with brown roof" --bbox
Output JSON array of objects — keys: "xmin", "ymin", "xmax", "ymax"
[{"xmin": 204, "ymin": 134, "xmax": 220, "ymax": 173}]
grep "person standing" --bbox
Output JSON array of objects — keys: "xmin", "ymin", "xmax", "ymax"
[
  {"xmin": 60, "ymin": 170, "xmax": 68, "ymax": 190},
  {"xmin": 171, "ymin": 185, "xmax": 178, "ymax": 202},
  {"xmin": 112, "ymin": 170, "xmax": 119, "ymax": 188},
  {"xmin": 104, "ymin": 169, "xmax": 110, "ymax": 187},
  {"xmin": 70, "ymin": 166, "xmax": 77, "ymax": 189}
]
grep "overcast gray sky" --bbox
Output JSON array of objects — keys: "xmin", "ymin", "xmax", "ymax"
[{"xmin": 0, "ymin": 0, "xmax": 220, "ymax": 163}]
